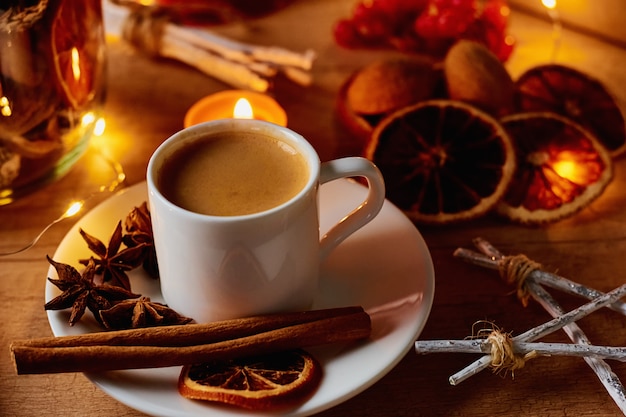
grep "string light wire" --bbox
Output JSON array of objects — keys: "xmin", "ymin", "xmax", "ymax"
[
  {"xmin": 541, "ymin": 0, "xmax": 562, "ymax": 61},
  {"xmin": 0, "ymin": 119, "xmax": 127, "ymax": 257}
]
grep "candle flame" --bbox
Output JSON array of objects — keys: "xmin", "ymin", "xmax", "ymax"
[
  {"xmin": 233, "ymin": 98, "xmax": 254, "ymax": 119},
  {"xmin": 542, "ymin": 0, "xmax": 557, "ymax": 9}
]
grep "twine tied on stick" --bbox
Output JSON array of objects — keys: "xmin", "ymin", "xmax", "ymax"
[
  {"xmin": 466, "ymin": 322, "xmax": 539, "ymax": 377},
  {"xmin": 497, "ymin": 254, "xmax": 542, "ymax": 307}
]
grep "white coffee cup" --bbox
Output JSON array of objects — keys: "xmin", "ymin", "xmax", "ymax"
[{"xmin": 147, "ymin": 119, "xmax": 385, "ymax": 323}]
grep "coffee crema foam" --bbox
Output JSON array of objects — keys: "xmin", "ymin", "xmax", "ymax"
[{"xmin": 158, "ymin": 132, "xmax": 309, "ymax": 216}]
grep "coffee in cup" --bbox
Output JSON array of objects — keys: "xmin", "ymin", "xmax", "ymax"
[{"xmin": 158, "ymin": 131, "xmax": 309, "ymax": 216}]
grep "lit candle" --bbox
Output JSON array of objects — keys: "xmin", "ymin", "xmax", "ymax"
[{"xmin": 184, "ymin": 90, "xmax": 287, "ymax": 127}]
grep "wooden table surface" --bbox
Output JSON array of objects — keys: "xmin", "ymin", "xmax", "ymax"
[{"xmin": 2, "ymin": 1, "xmax": 626, "ymax": 416}]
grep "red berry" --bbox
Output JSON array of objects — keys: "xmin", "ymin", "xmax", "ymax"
[
  {"xmin": 481, "ymin": 0, "xmax": 509, "ymax": 32},
  {"xmin": 333, "ymin": 19, "xmax": 362, "ymax": 48},
  {"xmin": 352, "ymin": 4, "xmax": 394, "ymax": 40},
  {"xmin": 389, "ymin": 34, "xmax": 423, "ymax": 52},
  {"xmin": 352, "ymin": 2, "xmax": 377, "ymax": 21},
  {"xmin": 415, "ymin": 4, "xmax": 475, "ymax": 39},
  {"xmin": 414, "ymin": 13, "xmax": 440, "ymax": 38},
  {"xmin": 436, "ymin": 8, "xmax": 475, "ymax": 37},
  {"xmin": 460, "ymin": 15, "xmax": 514, "ymax": 61}
]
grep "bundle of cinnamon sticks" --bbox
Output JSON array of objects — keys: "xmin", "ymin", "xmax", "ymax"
[
  {"xmin": 11, "ymin": 306, "xmax": 370, "ymax": 375},
  {"xmin": 107, "ymin": 4, "xmax": 316, "ymax": 92}
]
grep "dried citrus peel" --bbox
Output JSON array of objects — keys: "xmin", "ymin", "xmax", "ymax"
[
  {"xmin": 365, "ymin": 100, "xmax": 516, "ymax": 224},
  {"xmin": 515, "ymin": 64, "xmax": 626, "ymax": 157},
  {"xmin": 178, "ymin": 349, "xmax": 322, "ymax": 410},
  {"xmin": 497, "ymin": 112, "xmax": 613, "ymax": 224}
]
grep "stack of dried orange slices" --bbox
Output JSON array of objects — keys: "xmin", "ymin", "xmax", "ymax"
[{"xmin": 339, "ymin": 40, "xmax": 624, "ymax": 225}]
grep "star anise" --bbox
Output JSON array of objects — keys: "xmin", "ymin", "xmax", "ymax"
[
  {"xmin": 45, "ymin": 256, "xmax": 139, "ymax": 326},
  {"xmin": 79, "ymin": 220, "xmax": 147, "ymax": 290},
  {"xmin": 99, "ymin": 296, "xmax": 193, "ymax": 330},
  {"xmin": 122, "ymin": 201, "xmax": 159, "ymax": 279}
]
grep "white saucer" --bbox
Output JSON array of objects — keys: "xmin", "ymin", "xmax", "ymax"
[{"xmin": 46, "ymin": 180, "xmax": 435, "ymax": 417}]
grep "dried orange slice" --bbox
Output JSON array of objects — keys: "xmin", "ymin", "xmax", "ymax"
[
  {"xmin": 497, "ymin": 112, "xmax": 613, "ymax": 224},
  {"xmin": 50, "ymin": 0, "xmax": 105, "ymax": 109},
  {"xmin": 178, "ymin": 349, "xmax": 322, "ymax": 410},
  {"xmin": 515, "ymin": 64, "xmax": 626, "ymax": 156},
  {"xmin": 365, "ymin": 100, "xmax": 516, "ymax": 224}
]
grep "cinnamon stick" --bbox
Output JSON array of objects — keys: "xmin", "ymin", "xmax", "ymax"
[
  {"xmin": 17, "ymin": 306, "xmax": 364, "ymax": 348},
  {"xmin": 11, "ymin": 307, "xmax": 370, "ymax": 375}
]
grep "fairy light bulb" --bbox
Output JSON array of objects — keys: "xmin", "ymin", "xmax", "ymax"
[
  {"xmin": 64, "ymin": 201, "xmax": 84, "ymax": 218},
  {"xmin": 70, "ymin": 47, "xmax": 81, "ymax": 81},
  {"xmin": 552, "ymin": 151, "xmax": 593, "ymax": 184},
  {"xmin": 94, "ymin": 117, "xmax": 106, "ymax": 136},
  {"xmin": 0, "ymin": 96, "xmax": 11, "ymax": 116}
]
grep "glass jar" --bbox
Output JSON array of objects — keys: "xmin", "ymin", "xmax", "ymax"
[{"xmin": 0, "ymin": 0, "xmax": 106, "ymax": 204}]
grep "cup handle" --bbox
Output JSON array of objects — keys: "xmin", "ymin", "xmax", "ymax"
[{"xmin": 318, "ymin": 157, "xmax": 386, "ymax": 260}]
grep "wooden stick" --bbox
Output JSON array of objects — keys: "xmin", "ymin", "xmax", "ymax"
[
  {"xmin": 449, "ymin": 355, "xmax": 491, "ymax": 385},
  {"xmin": 11, "ymin": 307, "xmax": 370, "ymax": 374},
  {"xmin": 454, "ymin": 247, "xmax": 626, "ymax": 315},
  {"xmin": 416, "ymin": 339, "xmax": 626, "ymax": 362},
  {"xmin": 472, "ymin": 237, "xmax": 626, "ymax": 314},
  {"xmin": 515, "ymin": 284, "xmax": 626, "ymax": 341}
]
